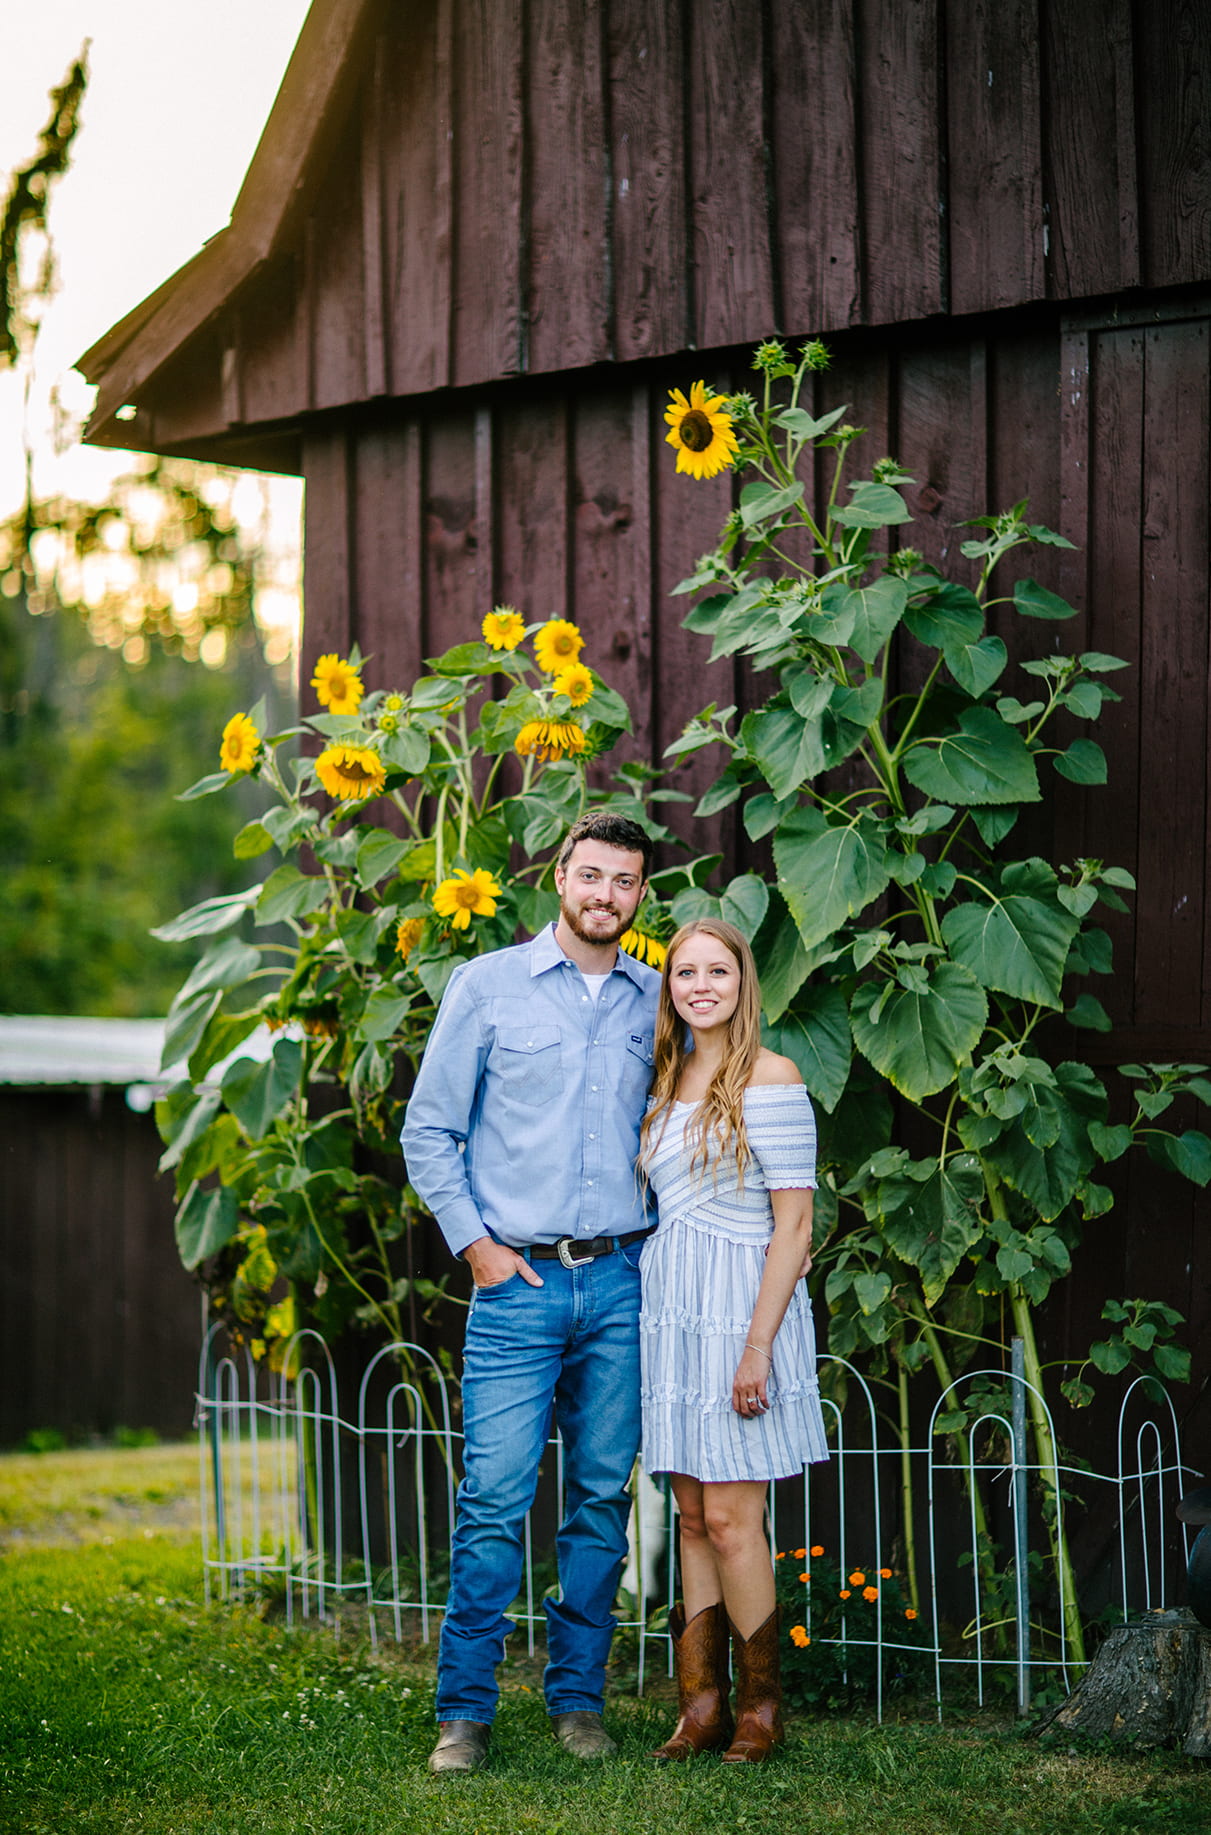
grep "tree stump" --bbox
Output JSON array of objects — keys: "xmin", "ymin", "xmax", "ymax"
[{"xmin": 1033, "ymin": 1610, "xmax": 1211, "ymax": 1756}]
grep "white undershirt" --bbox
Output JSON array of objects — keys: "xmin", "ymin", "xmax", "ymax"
[{"xmin": 580, "ymin": 972, "xmax": 611, "ymax": 1003}]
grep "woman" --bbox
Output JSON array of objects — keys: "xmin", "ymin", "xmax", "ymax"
[{"xmin": 638, "ymin": 918, "xmax": 828, "ymax": 1764}]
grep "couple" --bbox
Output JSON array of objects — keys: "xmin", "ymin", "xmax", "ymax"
[{"xmin": 401, "ymin": 811, "xmax": 828, "ymax": 1776}]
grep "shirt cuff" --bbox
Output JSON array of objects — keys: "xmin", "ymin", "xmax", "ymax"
[{"xmin": 437, "ymin": 1198, "xmax": 491, "ymax": 1260}]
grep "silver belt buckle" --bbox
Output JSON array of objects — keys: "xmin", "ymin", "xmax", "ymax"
[{"xmin": 556, "ymin": 1237, "xmax": 595, "ymax": 1269}]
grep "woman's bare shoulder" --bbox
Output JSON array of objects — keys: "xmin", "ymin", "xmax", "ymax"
[{"xmin": 748, "ymin": 1049, "xmax": 803, "ymax": 1087}]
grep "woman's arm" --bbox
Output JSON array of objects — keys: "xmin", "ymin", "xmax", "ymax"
[{"xmin": 732, "ymin": 1186, "xmax": 813, "ymax": 1416}]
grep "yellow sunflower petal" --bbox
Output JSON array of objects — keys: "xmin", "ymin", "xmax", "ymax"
[
  {"xmin": 311, "ymin": 653, "xmax": 364, "ymax": 715},
  {"xmin": 552, "ymin": 663, "xmax": 594, "ymax": 707},
  {"xmin": 664, "ymin": 380, "xmax": 739, "ymax": 481},
  {"xmin": 533, "ymin": 619, "xmax": 585, "ymax": 674},
  {"xmin": 314, "ymin": 743, "xmax": 386, "ymax": 801},
  {"xmin": 483, "ymin": 607, "xmax": 526, "ymax": 652},
  {"xmin": 220, "ymin": 712, "xmax": 261, "ymax": 774}
]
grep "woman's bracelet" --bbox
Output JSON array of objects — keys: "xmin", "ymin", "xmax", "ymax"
[{"xmin": 745, "ymin": 1342, "xmax": 772, "ymax": 1361}]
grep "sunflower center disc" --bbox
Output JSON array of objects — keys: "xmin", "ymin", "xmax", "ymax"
[{"xmin": 679, "ymin": 410, "xmax": 714, "ymax": 452}]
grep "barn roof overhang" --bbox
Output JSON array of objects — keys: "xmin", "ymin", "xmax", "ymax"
[{"xmin": 76, "ymin": 0, "xmax": 376, "ymax": 465}]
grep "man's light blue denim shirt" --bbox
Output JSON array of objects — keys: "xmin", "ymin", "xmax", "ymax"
[{"xmin": 400, "ymin": 923, "xmax": 661, "ymax": 1258}]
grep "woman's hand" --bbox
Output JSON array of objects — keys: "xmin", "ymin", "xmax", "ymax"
[{"xmin": 732, "ymin": 1343, "xmax": 772, "ymax": 1416}]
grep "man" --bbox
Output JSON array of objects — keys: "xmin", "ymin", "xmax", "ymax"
[{"xmin": 400, "ymin": 810, "xmax": 660, "ymax": 1775}]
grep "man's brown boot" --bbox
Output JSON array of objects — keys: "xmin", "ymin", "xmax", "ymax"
[
  {"xmin": 720, "ymin": 1609, "xmax": 784, "ymax": 1763},
  {"xmin": 650, "ymin": 1601, "xmax": 734, "ymax": 1761}
]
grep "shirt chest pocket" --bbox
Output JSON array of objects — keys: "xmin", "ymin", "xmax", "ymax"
[
  {"xmin": 491, "ymin": 1025, "xmax": 564, "ymax": 1105},
  {"xmin": 622, "ymin": 1032, "xmax": 655, "ymax": 1098}
]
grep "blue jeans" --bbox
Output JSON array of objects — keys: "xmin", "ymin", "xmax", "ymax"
[{"xmin": 436, "ymin": 1241, "xmax": 643, "ymax": 1723}]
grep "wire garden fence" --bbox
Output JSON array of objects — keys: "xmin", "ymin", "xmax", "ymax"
[{"xmin": 196, "ymin": 1323, "xmax": 1199, "ymax": 1718}]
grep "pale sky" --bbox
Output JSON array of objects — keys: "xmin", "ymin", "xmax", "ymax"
[{"xmin": 0, "ymin": 1, "xmax": 312, "ymax": 517}]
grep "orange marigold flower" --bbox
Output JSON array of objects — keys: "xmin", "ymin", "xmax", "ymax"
[
  {"xmin": 880, "ymin": 1568, "xmax": 893, "ymax": 1579},
  {"xmin": 838, "ymin": 1589, "xmax": 851, "ymax": 1601},
  {"xmin": 810, "ymin": 1545, "xmax": 824, "ymax": 1557},
  {"xmin": 848, "ymin": 1571, "xmax": 866, "ymax": 1587},
  {"xmin": 789, "ymin": 1625, "xmax": 810, "ymax": 1649},
  {"xmin": 863, "ymin": 1586, "xmax": 879, "ymax": 1603},
  {"xmin": 798, "ymin": 1572, "xmax": 810, "ymax": 1584},
  {"xmin": 905, "ymin": 1608, "xmax": 918, "ymax": 1621}
]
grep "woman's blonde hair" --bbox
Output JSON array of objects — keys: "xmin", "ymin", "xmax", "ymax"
[{"xmin": 638, "ymin": 917, "xmax": 763, "ymax": 1187}]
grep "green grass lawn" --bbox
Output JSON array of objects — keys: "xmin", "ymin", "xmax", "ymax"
[{"xmin": 2, "ymin": 1443, "xmax": 1209, "ymax": 1834}]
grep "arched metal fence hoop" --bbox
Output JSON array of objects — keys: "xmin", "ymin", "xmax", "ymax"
[{"xmin": 194, "ymin": 1325, "xmax": 1204, "ymax": 1718}]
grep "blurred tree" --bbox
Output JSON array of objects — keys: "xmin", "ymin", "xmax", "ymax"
[{"xmin": 0, "ymin": 54, "xmax": 299, "ymax": 1016}]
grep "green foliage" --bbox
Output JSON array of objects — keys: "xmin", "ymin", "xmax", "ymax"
[
  {"xmin": 670, "ymin": 341, "xmax": 1211, "ymax": 1667},
  {"xmin": 154, "ymin": 623, "xmax": 676, "ymax": 1366},
  {"xmin": 0, "ymin": 608, "xmax": 283, "ymax": 1014},
  {"xmin": 0, "ymin": 49, "xmax": 87, "ymax": 368},
  {"xmin": 775, "ymin": 1543, "xmax": 928, "ymax": 1710},
  {"xmin": 671, "ymin": 342, "xmax": 1209, "ymax": 1411}
]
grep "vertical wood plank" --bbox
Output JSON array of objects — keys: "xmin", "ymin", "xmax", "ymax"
[
  {"xmin": 687, "ymin": 0, "xmax": 775, "ymax": 350},
  {"xmin": 451, "ymin": 0, "xmax": 526, "ymax": 385},
  {"xmin": 423, "ymin": 413, "xmax": 485, "ymax": 656},
  {"xmin": 496, "ymin": 392, "xmax": 572, "ymax": 624},
  {"xmin": 651, "ymin": 373, "xmax": 738, "ymax": 862},
  {"xmin": 769, "ymin": 0, "xmax": 862, "ymax": 333},
  {"xmin": 360, "ymin": 32, "xmax": 388, "ymax": 400},
  {"xmin": 301, "ymin": 429, "xmax": 354, "ymax": 693},
  {"xmin": 353, "ymin": 423, "xmax": 425, "ymax": 688},
  {"xmin": 382, "ymin": 0, "xmax": 453, "ymax": 393},
  {"xmin": 1043, "ymin": 0, "xmax": 1139, "ymax": 296},
  {"xmin": 1078, "ymin": 323, "xmax": 1144, "ymax": 1026},
  {"xmin": 1134, "ymin": 320, "xmax": 1210, "ymax": 1024},
  {"xmin": 572, "ymin": 386, "xmax": 651, "ymax": 778},
  {"xmin": 239, "ymin": 255, "xmax": 306, "ymax": 426},
  {"xmin": 1137, "ymin": 0, "xmax": 1211, "ymax": 287},
  {"xmin": 859, "ymin": 0, "xmax": 944, "ymax": 324},
  {"xmin": 527, "ymin": 0, "xmax": 611, "ymax": 372},
  {"xmin": 945, "ymin": 0, "xmax": 1044, "ymax": 315},
  {"xmin": 311, "ymin": 110, "xmax": 369, "ymax": 411},
  {"xmin": 606, "ymin": 0, "xmax": 690, "ymax": 362}
]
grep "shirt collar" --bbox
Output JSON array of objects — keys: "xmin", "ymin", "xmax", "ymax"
[{"xmin": 527, "ymin": 921, "xmax": 649, "ymax": 989}]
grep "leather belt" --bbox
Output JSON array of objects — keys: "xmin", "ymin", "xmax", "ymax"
[{"xmin": 527, "ymin": 1228, "xmax": 653, "ymax": 1269}]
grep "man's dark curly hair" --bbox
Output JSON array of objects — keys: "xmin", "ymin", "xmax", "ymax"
[{"xmin": 556, "ymin": 810, "xmax": 653, "ymax": 878}]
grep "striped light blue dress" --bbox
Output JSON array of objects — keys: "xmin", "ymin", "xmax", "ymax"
[{"xmin": 639, "ymin": 1084, "xmax": 829, "ymax": 1483}]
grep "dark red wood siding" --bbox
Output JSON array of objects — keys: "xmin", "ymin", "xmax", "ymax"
[
  {"xmin": 127, "ymin": 0, "xmax": 1211, "ymax": 455},
  {"xmin": 0, "ymin": 1090, "xmax": 199, "ymax": 1443}
]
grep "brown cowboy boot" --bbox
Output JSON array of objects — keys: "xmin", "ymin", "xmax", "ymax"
[
  {"xmin": 721, "ymin": 1608, "xmax": 784, "ymax": 1763},
  {"xmin": 650, "ymin": 1601, "xmax": 735, "ymax": 1761}
]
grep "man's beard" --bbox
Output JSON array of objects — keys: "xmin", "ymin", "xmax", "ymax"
[{"xmin": 560, "ymin": 896, "xmax": 628, "ymax": 947}]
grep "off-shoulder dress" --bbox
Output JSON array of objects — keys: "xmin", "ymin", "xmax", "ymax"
[{"xmin": 639, "ymin": 1082, "xmax": 829, "ymax": 1483}]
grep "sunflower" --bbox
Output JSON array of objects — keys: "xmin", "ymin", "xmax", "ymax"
[
  {"xmin": 219, "ymin": 711, "xmax": 261, "ymax": 774},
  {"xmin": 620, "ymin": 928, "xmax": 667, "ymax": 968},
  {"xmin": 311, "ymin": 653, "xmax": 364, "ymax": 715},
  {"xmin": 514, "ymin": 719, "xmax": 587, "ymax": 763},
  {"xmin": 483, "ymin": 606, "xmax": 526, "ymax": 651},
  {"xmin": 552, "ymin": 661, "xmax": 594, "ymax": 707},
  {"xmin": 395, "ymin": 917, "xmax": 424, "ymax": 960},
  {"xmin": 315, "ymin": 743, "xmax": 387, "ymax": 801},
  {"xmin": 432, "ymin": 868, "xmax": 502, "ymax": 930},
  {"xmin": 664, "ymin": 380, "xmax": 739, "ymax": 480},
  {"xmin": 533, "ymin": 619, "xmax": 584, "ymax": 673}
]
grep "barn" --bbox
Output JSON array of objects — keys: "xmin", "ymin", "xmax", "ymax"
[{"xmin": 77, "ymin": 0, "xmax": 1211, "ymax": 1526}]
